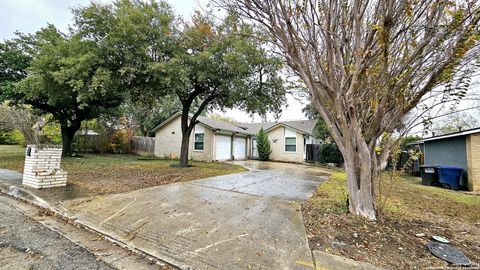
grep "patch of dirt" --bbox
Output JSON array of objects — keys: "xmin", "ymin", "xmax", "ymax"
[
  {"xmin": 303, "ymin": 205, "xmax": 480, "ymax": 269},
  {"xmin": 302, "ymin": 174, "xmax": 480, "ymax": 269},
  {"xmin": 66, "ymin": 161, "xmax": 245, "ymax": 195}
]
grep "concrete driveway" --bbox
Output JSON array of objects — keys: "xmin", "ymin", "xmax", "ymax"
[{"xmin": 61, "ymin": 161, "xmax": 330, "ymax": 270}]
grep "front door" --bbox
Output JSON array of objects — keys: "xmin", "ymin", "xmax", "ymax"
[{"xmin": 252, "ymin": 138, "xmax": 258, "ymax": 159}]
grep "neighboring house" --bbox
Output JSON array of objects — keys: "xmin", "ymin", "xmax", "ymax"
[
  {"xmin": 152, "ymin": 112, "xmax": 320, "ymax": 163},
  {"xmin": 415, "ymin": 127, "xmax": 480, "ymax": 191}
]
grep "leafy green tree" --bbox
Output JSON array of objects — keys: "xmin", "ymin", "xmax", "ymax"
[
  {"xmin": 125, "ymin": 96, "xmax": 181, "ymax": 136},
  {"xmin": 169, "ymin": 15, "xmax": 286, "ymax": 167},
  {"xmin": 319, "ymin": 143, "xmax": 343, "ymax": 165},
  {"xmin": 73, "ymin": 0, "xmax": 176, "ymax": 103},
  {"xmin": 208, "ymin": 113, "xmax": 239, "ymax": 124},
  {"xmin": 256, "ymin": 128, "xmax": 272, "ymax": 161},
  {"xmin": 74, "ymin": 1, "xmax": 287, "ymax": 167},
  {"xmin": 0, "ymin": 33, "xmax": 34, "ymax": 97},
  {"xmin": 6, "ymin": 25, "xmax": 125, "ymax": 156},
  {"xmin": 303, "ymin": 103, "xmax": 332, "ymax": 141},
  {"xmin": 400, "ymin": 135, "xmax": 422, "ymax": 150}
]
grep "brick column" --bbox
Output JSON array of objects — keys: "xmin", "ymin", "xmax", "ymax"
[
  {"xmin": 22, "ymin": 145, "xmax": 67, "ymax": 189},
  {"xmin": 466, "ymin": 135, "xmax": 480, "ymax": 191}
]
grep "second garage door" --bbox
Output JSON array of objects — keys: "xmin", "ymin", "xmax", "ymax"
[
  {"xmin": 215, "ymin": 135, "xmax": 232, "ymax": 160},
  {"xmin": 234, "ymin": 137, "xmax": 246, "ymax": 160}
]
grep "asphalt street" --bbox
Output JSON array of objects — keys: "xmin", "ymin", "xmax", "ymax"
[{"xmin": 0, "ymin": 194, "xmax": 113, "ymax": 270}]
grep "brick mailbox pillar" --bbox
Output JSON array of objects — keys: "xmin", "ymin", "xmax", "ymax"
[{"xmin": 22, "ymin": 145, "xmax": 68, "ymax": 189}]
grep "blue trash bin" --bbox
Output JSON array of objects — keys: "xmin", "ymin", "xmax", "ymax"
[{"xmin": 436, "ymin": 166, "xmax": 464, "ymax": 190}]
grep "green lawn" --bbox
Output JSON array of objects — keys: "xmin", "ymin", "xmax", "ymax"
[
  {"xmin": 303, "ymin": 171, "xmax": 480, "ymax": 269},
  {"xmin": 0, "ymin": 145, "xmax": 246, "ymax": 195}
]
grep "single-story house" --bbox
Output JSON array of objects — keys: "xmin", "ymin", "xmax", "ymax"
[
  {"xmin": 415, "ymin": 127, "xmax": 480, "ymax": 191},
  {"xmin": 152, "ymin": 112, "xmax": 320, "ymax": 163}
]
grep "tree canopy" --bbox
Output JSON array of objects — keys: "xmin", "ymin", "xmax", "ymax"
[
  {"xmin": 3, "ymin": 25, "xmax": 126, "ymax": 155},
  {"xmin": 0, "ymin": 33, "xmax": 34, "ymax": 99},
  {"xmin": 75, "ymin": 0, "xmax": 287, "ymax": 166}
]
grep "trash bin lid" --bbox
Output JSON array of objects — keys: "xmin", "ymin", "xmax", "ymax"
[{"xmin": 436, "ymin": 166, "xmax": 464, "ymax": 171}]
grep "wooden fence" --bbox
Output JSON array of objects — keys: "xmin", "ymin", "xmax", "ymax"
[
  {"xmin": 131, "ymin": 136, "xmax": 155, "ymax": 154},
  {"xmin": 386, "ymin": 151, "xmax": 423, "ymax": 176},
  {"xmin": 305, "ymin": 144, "xmax": 320, "ymax": 163}
]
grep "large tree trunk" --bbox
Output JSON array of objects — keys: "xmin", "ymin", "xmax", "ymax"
[
  {"xmin": 179, "ymin": 111, "xmax": 193, "ymax": 167},
  {"xmin": 176, "ymin": 86, "xmax": 213, "ymax": 167},
  {"xmin": 343, "ymin": 152, "xmax": 377, "ymax": 220},
  {"xmin": 341, "ymin": 131, "xmax": 378, "ymax": 220},
  {"xmin": 179, "ymin": 131, "xmax": 191, "ymax": 167},
  {"xmin": 60, "ymin": 122, "xmax": 81, "ymax": 157}
]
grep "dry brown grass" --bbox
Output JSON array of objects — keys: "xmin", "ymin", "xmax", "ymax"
[
  {"xmin": 303, "ymin": 172, "xmax": 480, "ymax": 270},
  {"xmin": 0, "ymin": 145, "xmax": 246, "ymax": 196}
]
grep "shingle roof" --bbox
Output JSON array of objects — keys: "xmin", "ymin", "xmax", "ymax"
[
  {"xmin": 239, "ymin": 119, "xmax": 318, "ymax": 136},
  {"xmin": 419, "ymin": 126, "xmax": 480, "ymax": 142},
  {"xmin": 196, "ymin": 115, "xmax": 253, "ymax": 134},
  {"xmin": 235, "ymin": 122, "xmax": 277, "ymax": 134},
  {"xmin": 152, "ymin": 112, "xmax": 318, "ymax": 137}
]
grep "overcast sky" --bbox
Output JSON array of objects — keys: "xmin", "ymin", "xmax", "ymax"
[{"xmin": 0, "ymin": 0, "xmax": 308, "ymax": 123}]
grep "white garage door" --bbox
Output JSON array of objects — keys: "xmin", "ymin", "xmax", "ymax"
[
  {"xmin": 215, "ymin": 135, "xmax": 232, "ymax": 160},
  {"xmin": 234, "ymin": 137, "xmax": 246, "ymax": 160}
]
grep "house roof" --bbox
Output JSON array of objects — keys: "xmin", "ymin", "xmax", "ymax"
[
  {"xmin": 239, "ymin": 119, "xmax": 318, "ymax": 136},
  {"xmin": 77, "ymin": 130, "xmax": 100, "ymax": 136},
  {"xmin": 417, "ymin": 127, "xmax": 480, "ymax": 143},
  {"xmin": 152, "ymin": 112, "xmax": 318, "ymax": 137},
  {"xmin": 236, "ymin": 122, "xmax": 277, "ymax": 134},
  {"xmin": 195, "ymin": 115, "xmax": 253, "ymax": 134},
  {"xmin": 151, "ymin": 112, "xmax": 253, "ymax": 135}
]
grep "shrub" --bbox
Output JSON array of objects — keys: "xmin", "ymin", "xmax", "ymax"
[
  {"xmin": 0, "ymin": 129, "xmax": 25, "ymax": 145},
  {"xmin": 10, "ymin": 130, "xmax": 25, "ymax": 145},
  {"xmin": 256, "ymin": 128, "xmax": 272, "ymax": 161},
  {"xmin": 104, "ymin": 129, "xmax": 133, "ymax": 154},
  {"xmin": 0, "ymin": 131, "xmax": 17, "ymax": 145},
  {"xmin": 40, "ymin": 122, "xmax": 62, "ymax": 144},
  {"xmin": 318, "ymin": 142, "xmax": 343, "ymax": 165}
]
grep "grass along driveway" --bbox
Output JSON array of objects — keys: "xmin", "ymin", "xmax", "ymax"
[
  {"xmin": 302, "ymin": 172, "xmax": 480, "ymax": 269},
  {"xmin": 0, "ymin": 145, "xmax": 246, "ymax": 196}
]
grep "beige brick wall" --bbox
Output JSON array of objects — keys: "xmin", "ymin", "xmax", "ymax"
[
  {"xmin": 466, "ymin": 134, "xmax": 480, "ymax": 191},
  {"xmin": 154, "ymin": 116, "xmax": 214, "ymax": 161},
  {"xmin": 154, "ymin": 116, "xmax": 310, "ymax": 163},
  {"xmin": 267, "ymin": 126, "xmax": 304, "ymax": 163},
  {"xmin": 191, "ymin": 127, "xmax": 214, "ymax": 161},
  {"xmin": 22, "ymin": 145, "xmax": 67, "ymax": 189},
  {"xmin": 154, "ymin": 116, "xmax": 183, "ymax": 159}
]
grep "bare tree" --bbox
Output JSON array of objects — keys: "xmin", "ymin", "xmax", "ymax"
[
  {"xmin": 0, "ymin": 103, "xmax": 39, "ymax": 144},
  {"xmin": 218, "ymin": 0, "xmax": 480, "ymax": 220}
]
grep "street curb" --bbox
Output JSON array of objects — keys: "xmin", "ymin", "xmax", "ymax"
[
  {"xmin": 1, "ymin": 181, "xmax": 381, "ymax": 270},
  {"xmin": 0, "ymin": 182, "xmax": 185, "ymax": 270},
  {"xmin": 312, "ymin": 250, "xmax": 384, "ymax": 270}
]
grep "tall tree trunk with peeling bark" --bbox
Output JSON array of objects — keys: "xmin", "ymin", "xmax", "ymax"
[
  {"xmin": 342, "ymin": 135, "xmax": 377, "ymax": 219},
  {"xmin": 220, "ymin": 0, "xmax": 480, "ymax": 220}
]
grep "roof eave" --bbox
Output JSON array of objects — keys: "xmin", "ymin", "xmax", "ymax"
[
  {"xmin": 420, "ymin": 128, "xmax": 480, "ymax": 142},
  {"xmin": 264, "ymin": 123, "xmax": 310, "ymax": 136},
  {"xmin": 151, "ymin": 112, "xmax": 182, "ymax": 133}
]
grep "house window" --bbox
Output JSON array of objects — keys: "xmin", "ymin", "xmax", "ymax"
[
  {"xmin": 285, "ymin": 137, "xmax": 296, "ymax": 152},
  {"xmin": 194, "ymin": 133, "xmax": 204, "ymax": 150}
]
